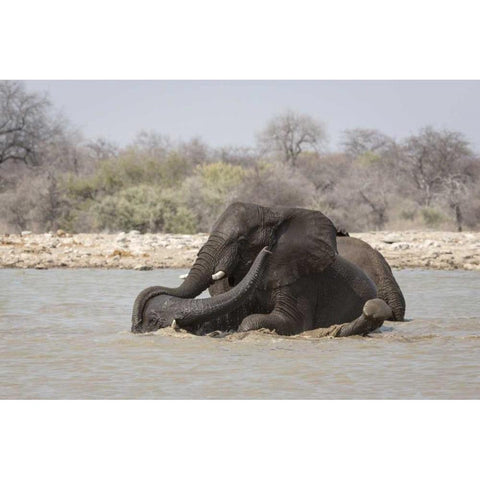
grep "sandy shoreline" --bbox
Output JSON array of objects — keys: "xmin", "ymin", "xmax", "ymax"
[{"xmin": 1, "ymin": 230, "xmax": 479, "ymax": 271}]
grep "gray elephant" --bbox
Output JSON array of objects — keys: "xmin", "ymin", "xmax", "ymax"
[
  {"xmin": 335, "ymin": 232, "xmax": 405, "ymax": 322},
  {"xmin": 132, "ymin": 202, "xmax": 405, "ymax": 336}
]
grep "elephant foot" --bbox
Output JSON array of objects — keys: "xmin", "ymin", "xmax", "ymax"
[{"xmin": 336, "ymin": 298, "xmax": 392, "ymax": 337}]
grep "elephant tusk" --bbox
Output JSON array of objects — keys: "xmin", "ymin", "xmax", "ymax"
[
  {"xmin": 171, "ymin": 319, "xmax": 177, "ymax": 329},
  {"xmin": 212, "ymin": 271, "xmax": 226, "ymax": 281},
  {"xmin": 179, "ymin": 273, "xmax": 188, "ymax": 279}
]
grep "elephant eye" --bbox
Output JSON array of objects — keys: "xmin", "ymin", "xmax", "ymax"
[{"xmin": 238, "ymin": 236, "xmax": 247, "ymax": 246}]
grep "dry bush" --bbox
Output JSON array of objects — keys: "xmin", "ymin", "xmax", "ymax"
[
  {"xmin": 235, "ymin": 162, "xmax": 316, "ymax": 209},
  {"xmin": 256, "ymin": 110, "xmax": 327, "ymax": 167}
]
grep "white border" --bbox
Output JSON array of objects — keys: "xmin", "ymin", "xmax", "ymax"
[
  {"xmin": 2, "ymin": 400, "xmax": 478, "ymax": 478},
  {"xmin": 1, "ymin": 1, "xmax": 480, "ymax": 79}
]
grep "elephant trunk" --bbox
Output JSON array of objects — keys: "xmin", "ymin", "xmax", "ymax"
[
  {"xmin": 174, "ymin": 247, "xmax": 271, "ymax": 328},
  {"xmin": 131, "ymin": 233, "xmax": 232, "ymax": 328},
  {"xmin": 385, "ymin": 292, "xmax": 406, "ymax": 321},
  {"xmin": 377, "ymin": 277, "xmax": 406, "ymax": 321}
]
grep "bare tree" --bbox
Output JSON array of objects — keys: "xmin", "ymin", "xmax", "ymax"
[
  {"xmin": 236, "ymin": 162, "xmax": 316, "ymax": 208},
  {"xmin": 177, "ymin": 137, "xmax": 210, "ymax": 166},
  {"xmin": 461, "ymin": 177, "xmax": 480, "ymax": 231},
  {"xmin": 213, "ymin": 145, "xmax": 259, "ymax": 167},
  {"xmin": 441, "ymin": 175, "xmax": 469, "ymax": 231},
  {"xmin": 0, "ymin": 81, "xmax": 61, "ymax": 167},
  {"xmin": 439, "ymin": 157, "xmax": 480, "ymax": 231},
  {"xmin": 297, "ymin": 152, "xmax": 351, "ymax": 203},
  {"xmin": 128, "ymin": 130, "xmax": 171, "ymax": 160},
  {"xmin": 342, "ymin": 128, "xmax": 395, "ymax": 158},
  {"xmin": 35, "ymin": 172, "xmax": 68, "ymax": 231},
  {"xmin": 256, "ymin": 110, "xmax": 327, "ymax": 167},
  {"xmin": 85, "ymin": 137, "xmax": 119, "ymax": 162},
  {"xmin": 0, "ymin": 188, "xmax": 31, "ymax": 231},
  {"xmin": 398, "ymin": 127, "xmax": 473, "ymax": 207},
  {"xmin": 352, "ymin": 163, "xmax": 394, "ymax": 229},
  {"xmin": 330, "ymin": 130, "xmax": 399, "ymax": 230}
]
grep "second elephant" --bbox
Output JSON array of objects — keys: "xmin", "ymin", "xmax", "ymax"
[{"xmin": 336, "ymin": 235, "xmax": 405, "ymax": 322}]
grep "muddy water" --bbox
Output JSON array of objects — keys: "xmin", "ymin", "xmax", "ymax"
[{"xmin": 0, "ymin": 268, "xmax": 479, "ymax": 399}]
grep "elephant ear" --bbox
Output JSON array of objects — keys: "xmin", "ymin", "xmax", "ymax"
[{"xmin": 265, "ymin": 209, "xmax": 338, "ymax": 289}]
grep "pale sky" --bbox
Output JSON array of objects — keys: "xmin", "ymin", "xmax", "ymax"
[{"xmin": 24, "ymin": 80, "xmax": 480, "ymax": 151}]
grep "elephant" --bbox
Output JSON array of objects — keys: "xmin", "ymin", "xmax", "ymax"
[
  {"xmin": 336, "ymin": 235, "xmax": 405, "ymax": 322},
  {"xmin": 131, "ymin": 202, "xmax": 405, "ymax": 336}
]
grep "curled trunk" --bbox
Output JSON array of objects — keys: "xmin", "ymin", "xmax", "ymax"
[
  {"xmin": 175, "ymin": 247, "xmax": 271, "ymax": 328},
  {"xmin": 380, "ymin": 289, "xmax": 406, "ymax": 321},
  {"xmin": 131, "ymin": 235, "xmax": 225, "ymax": 328},
  {"xmin": 376, "ymin": 273, "xmax": 406, "ymax": 321},
  {"xmin": 133, "ymin": 247, "xmax": 271, "ymax": 333}
]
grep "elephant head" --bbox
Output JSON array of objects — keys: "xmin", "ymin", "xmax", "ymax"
[
  {"xmin": 132, "ymin": 246, "xmax": 271, "ymax": 333},
  {"xmin": 204, "ymin": 202, "xmax": 339, "ymax": 293},
  {"xmin": 131, "ymin": 202, "xmax": 338, "ymax": 329}
]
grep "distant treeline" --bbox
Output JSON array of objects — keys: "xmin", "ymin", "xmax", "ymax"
[{"xmin": 1, "ymin": 80, "xmax": 479, "ymax": 234}]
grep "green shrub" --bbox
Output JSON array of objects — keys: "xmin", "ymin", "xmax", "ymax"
[
  {"xmin": 420, "ymin": 207, "xmax": 446, "ymax": 227},
  {"xmin": 183, "ymin": 162, "xmax": 247, "ymax": 231},
  {"xmin": 400, "ymin": 209, "xmax": 417, "ymax": 221},
  {"xmin": 163, "ymin": 205, "xmax": 197, "ymax": 233},
  {"xmin": 196, "ymin": 162, "xmax": 246, "ymax": 193},
  {"xmin": 64, "ymin": 151, "xmax": 191, "ymax": 200},
  {"xmin": 94, "ymin": 185, "xmax": 197, "ymax": 233}
]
